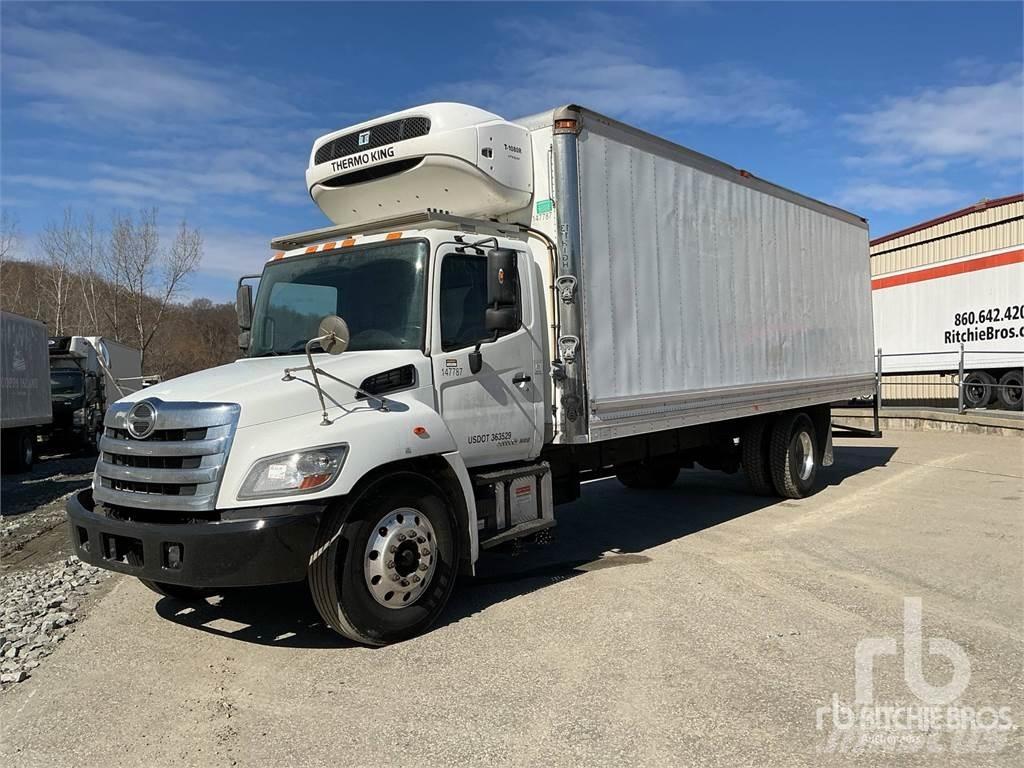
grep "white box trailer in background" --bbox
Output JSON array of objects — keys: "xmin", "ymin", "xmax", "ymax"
[
  {"xmin": 871, "ymin": 203, "xmax": 1023, "ymax": 411},
  {"xmin": 1, "ymin": 311, "xmax": 52, "ymax": 471},
  {"xmin": 70, "ymin": 103, "xmax": 876, "ymax": 645}
]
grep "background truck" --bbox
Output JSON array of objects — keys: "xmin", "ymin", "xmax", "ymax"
[
  {"xmin": 869, "ymin": 194, "xmax": 1023, "ymax": 411},
  {"xmin": 67, "ymin": 102, "xmax": 875, "ymax": 645},
  {"xmin": 47, "ymin": 336, "xmax": 143, "ymax": 452},
  {"xmin": 1, "ymin": 311, "xmax": 52, "ymax": 472}
]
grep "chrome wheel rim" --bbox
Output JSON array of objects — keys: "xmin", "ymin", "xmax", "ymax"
[
  {"xmin": 795, "ymin": 430, "xmax": 814, "ymax": 481},
  {"xmin": 363, "ymin": 507, "xmax": 437, "ymax": 609}
]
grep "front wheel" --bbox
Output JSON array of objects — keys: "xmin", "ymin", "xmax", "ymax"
[{"xmin": 309, "ymin": 474, "xmax": 459, "ymax": 646}]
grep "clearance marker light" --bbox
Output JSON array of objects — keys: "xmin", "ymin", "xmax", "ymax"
[
  {"xmin": 341, "ymin": 238, "xmax": 356, "ymax": 247},
  {"xmin": 413, "ymin": 427, "xmax": 429, "ymax": 438},
  {"xmin": 305, "ymin": 246, "xmax": 318, "ymax": 254},
  {"xmin": 385, "ymin": 232, "xmax": 402, "ymax": 241}
]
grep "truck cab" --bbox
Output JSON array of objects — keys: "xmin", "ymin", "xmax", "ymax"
[{"xmin": 68, "ymin": 221, "xmax": 558, "ymax": 645}]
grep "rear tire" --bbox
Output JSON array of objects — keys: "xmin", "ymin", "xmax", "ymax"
[
  {"xmin": 308, "ymin": 473, "xmax": 459, "ymax": 646},
  {"xmin": 138, "ymin": 579, "xmax": 211, "ymax": 601},
  {"xmin": 741, "ymin": 419, "xmax": 775, "ymax": 496},
  {"xmin": 962, "ymin": 371, "xmax": 995, "ymax": 409},
  {"xmin": 768, "ymin": 412, "xmax": 820, "ymax": 499},
  {"xmin": 615, "ymin": 460, "xmax": 680, "ymax": 489},
  {"xmin": 996, "ymin": 370, "xmax": 1022, "ymax": 411},
  {"xmin": 5, "ymin": 428, "xmax": 36, "ymax": 473}
]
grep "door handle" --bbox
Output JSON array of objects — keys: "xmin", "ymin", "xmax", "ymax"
[{"xmin": 512, "ymin": 374, "xmax": 532, "ymax": 385}]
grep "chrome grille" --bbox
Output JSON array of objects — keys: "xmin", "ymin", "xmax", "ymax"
[{"xmin": 93, "ymin": 399, "xmax": 240, "ymax": 512}]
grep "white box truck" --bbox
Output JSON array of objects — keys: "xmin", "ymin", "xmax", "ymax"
[
  {"xmin": 872, "ymin": 245, "xmax": 1024, "ymax": 410},
  {"xmin": 1, "ymin": 311, "xmax": 52, "ymax": 472},
  {"xmin": 47, "ymin": 336, "xmax": 143, "ymax": 451},
  {"xmin": 67, "ymin": 103, "xmax": 875, "ymax": 644}
]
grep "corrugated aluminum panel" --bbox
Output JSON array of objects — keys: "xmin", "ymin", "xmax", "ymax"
[
  {"xmin": 574, "ymin": 123, "xmax": 875, "ymax": 418},
  {"xmin": 870, "ymin": 199, "xmax": 1023, "ymax": 276}
]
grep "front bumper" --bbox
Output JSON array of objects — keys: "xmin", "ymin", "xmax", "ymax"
[{"xmin": 66, "ymin": 490, "xmax": 326, "ymax": 588}]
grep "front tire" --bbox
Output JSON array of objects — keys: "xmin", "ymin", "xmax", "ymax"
[
  {"xmin": 309, "ymin": 473, "xmax": 459, "ymax": 646},
  {"xmin": 768, "ymin": 412, "xmax": 820, "ymax": 499}
]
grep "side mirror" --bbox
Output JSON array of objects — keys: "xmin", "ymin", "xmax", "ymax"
[
  {"xmin": 238, "ymin": 330, "xmax": 251, "ymax": 352},
  {"xmin": 485, "ymin": 248, "xmax": 519, "ymax": 333},
  {"xmin": 318, "ymin": 315, "xmax": 350, "ymax": 355},
  {"xmin": 236, "ymin": 283, "xmax": 253, "ymax": 331}
]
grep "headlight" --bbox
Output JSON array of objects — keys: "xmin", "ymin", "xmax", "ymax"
[
  {"xmin": 72, "ymin": 408, "xmax": 86, "ymax": 425},
  {"xmin": 238, "ymin": 445, "xmax": 348, "ymax": 500}
]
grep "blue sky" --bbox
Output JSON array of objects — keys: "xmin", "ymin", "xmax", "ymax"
[{"xmin": 2, "ymin": 1, "xmax": 1022, "ymax": 301}]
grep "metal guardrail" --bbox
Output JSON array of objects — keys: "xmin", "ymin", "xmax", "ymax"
[
  {"xmin": 873, "ymin": 344, "xmax": 1022, "ymax": 414},
  {"xmin": 834, "ymin": 345, "xmax": 1021, "ymax": 438}
]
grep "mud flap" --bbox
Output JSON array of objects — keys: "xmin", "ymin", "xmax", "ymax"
[{"xmin": 823, "ymin": 420, "xmax": 834, "ymax": 467}]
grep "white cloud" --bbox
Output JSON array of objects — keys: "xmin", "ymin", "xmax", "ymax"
[
  {"xmin": 426, "ymin": 14, "xmax": 806, "ymax": 131},
  {"xmin": 1, "ymin": 10, "xmax": 314, "ymax": 216},
  {"xmin": 836, "ymin": 182, "xmax": 965, "ymax": 214},
  {"xmin": 842, "ymin": 73, "xmax": 1024, "ymax": 168}
]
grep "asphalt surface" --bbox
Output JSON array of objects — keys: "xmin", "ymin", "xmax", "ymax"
[{"xmin": 1, "ymin": 430, "xmax": 1021, "ymax": 767}]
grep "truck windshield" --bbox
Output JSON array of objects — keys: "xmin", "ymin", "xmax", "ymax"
[
  {"xmin": 51, "ymin": 370, "xmax": 84, "ymax": 396},
  {"xmin": 249, "ymin": 241, "xmax": 428, "ymax": 356}
]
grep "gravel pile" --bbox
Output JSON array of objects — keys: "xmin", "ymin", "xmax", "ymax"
[{"xmin": 0, "ymin": 557, "xmax": 110, "ymax": 688}]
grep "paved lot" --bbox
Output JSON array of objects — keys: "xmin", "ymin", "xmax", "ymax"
[{"xmin": 1, "ymin": 430, "xmax": 1021, "ymax": 767}]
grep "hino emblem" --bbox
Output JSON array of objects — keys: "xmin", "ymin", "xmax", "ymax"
[
  {"xmin": 358, "ymin": 130, "xmax": 371, "ymax": 146},
  {"xmin": 127, "ymin": 400, "xmax": 158, "ymax": 440}
]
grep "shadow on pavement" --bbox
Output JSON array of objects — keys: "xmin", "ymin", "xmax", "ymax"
[{"xmin": 153, "ymin": 443, "xmax": 898, "ymax": 649}]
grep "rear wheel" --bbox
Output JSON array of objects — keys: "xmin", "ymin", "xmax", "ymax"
[
  {"xmin": 996, "ymin": 370, "xmax": 1022, "ymax": 411},
  {"xmin": 615, "ymin": 459, "xmax": 680, "ymax": 489},
  {"xmin": 768, "ymin": 412, "xmax": 820, "ymax": 499},
  {"xmin": 962, "ymin": 371, "xmax": 995, "ymax": 409},
  {"xmin": 5, "ymin": 428, "xmax": 36, "ymax": 473},
  {"xmin": 741, "ymin": 419, "xmax": 775, "ymax": 496},
  {"xmin": 309, "ymin": 473, "xmax": 459, "ymax": 645}
]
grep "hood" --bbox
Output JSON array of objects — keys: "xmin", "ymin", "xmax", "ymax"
[{"xmin": 117, "ymin": 350, "xmax": 430, "ymax": 429}]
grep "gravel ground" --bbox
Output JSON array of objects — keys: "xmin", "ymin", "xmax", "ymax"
[
  {"xmin": 0, "ymin": 558, "xmax": 111, "ymax": 688},
  {"xmin": 1, "ymin": 452, "xmax": 103, "ymax": 690}
]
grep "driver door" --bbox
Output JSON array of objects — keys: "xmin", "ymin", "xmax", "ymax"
[{"xmin": 431, "ymin": 248, "xmax": 543, "ymax": 467}]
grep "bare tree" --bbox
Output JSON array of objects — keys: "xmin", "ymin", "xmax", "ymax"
[
  {"xmin": 112, "ymin": 209, "xmax": 202, "ymax": 368},
  {"xmin": 77, "ymin": 214, "xmax": 105, "ymax": 332},
  {"xmin": 38, "ymin": 209, "xmax": 83, "ymax": 335},
  {"xmin": 0, "ymin": 209, "xmax": 18, "ymax": 262},
  {"xmin": 0, "ymin": 210, "xmax": 23, "ymax": 311}
]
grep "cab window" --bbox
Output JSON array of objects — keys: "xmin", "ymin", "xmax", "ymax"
[{"xmin": 439, "ymin": 254, "xmax": 519, "ymax": 351}]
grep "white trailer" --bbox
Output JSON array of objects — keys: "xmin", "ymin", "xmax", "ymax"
[
  {"xmin": 69, "ymin": 103, "xmax": 875, "ymax": 645},
  {"xmin": 1, "ymin": 311, "xmax": 52, "ymax": 471},
  {"xmin": 872, "ymin": 245, "xmax": 1024, "ymax": 409}
]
